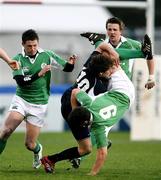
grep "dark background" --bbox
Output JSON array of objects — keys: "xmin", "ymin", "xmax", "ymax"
[{"xmin": 101, "ymin": 0, "xmax": 160, "ymax": 28}]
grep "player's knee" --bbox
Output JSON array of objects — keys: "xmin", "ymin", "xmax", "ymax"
[
  {"xmin": 79, "ymin": 146, "xmax": 92, "ymax": 156},
  {"xmin": 84, "ymin": 146, "xmax": 92, "ymax": 154},
  {"xmin": 0, "ymin": 127, "xmax": 13, "ymax": 139}
]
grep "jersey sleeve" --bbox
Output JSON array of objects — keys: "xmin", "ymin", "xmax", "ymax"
[
  {"xmin": 127, "ymin": 38, "xmax": 142, "ymax": 50},
  {"xmin": 45, "ymin": 50, "xmax": 67, "ymax": 70},
  {"xmin": 91, "ymin": 126, "xmax": 108, "ymax": 148},
  {"xmin": 76, "ymin": 90, "xmax": 92, "ymax": 107},
  {"xmin": 13, "ymin": 73, "xmax": 40, "ymax": 86}
]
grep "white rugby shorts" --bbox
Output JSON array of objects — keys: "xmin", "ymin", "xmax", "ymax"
[{"xmin": 9, "ymin": 95, "xmax": 48, "ymax": 127}]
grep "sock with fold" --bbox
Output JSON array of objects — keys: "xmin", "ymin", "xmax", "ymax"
[{"xmin": 33, "ymin": 142, "xmax": 41, "ymax": 154}]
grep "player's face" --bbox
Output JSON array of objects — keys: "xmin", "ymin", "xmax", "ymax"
[
  {"xmin": 106, "ymin": 23, "xmax": 122, "ymax": 46},
  {"xmin": 22, "ymin": 40, "xmax": 39, "ymax": 56}
]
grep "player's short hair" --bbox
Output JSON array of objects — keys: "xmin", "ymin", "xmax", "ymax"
[
  {"xmin": 68, "ymin": 107, "xmax": 92, "ymax": 128},
  {"xmin": 88, "ymin": 53, "xmax": 114, "ymax": 77},
  {"xmin": 106, "ymin": 17, "xmax": 125, "ymax": 31},
  {"xmin": 22, "ymin": 29, "xmax": 39, "ymax": 43}
]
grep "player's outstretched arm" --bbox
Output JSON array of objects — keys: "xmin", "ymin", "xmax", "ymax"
[
  {"xmin": 0, "ymin": 48, "xmax": 19, "ymax": 70},
  {"xmin": 141, "ymin": 34, "xmax": 155, "ymax": 89},
  {"xmin": 145, "ymin": 59, "xmax": 155, "ymax": 90},
  {"xmin": 88, "ymin": 147, "xmax": 107, "ymax": 176},
  {"xmin": 142, "ymin": 34, "xmax": 153, "ymax": 60},
  {"xmin": 63, "ymin": 54, "xmax": 77, "ymax": 72}
]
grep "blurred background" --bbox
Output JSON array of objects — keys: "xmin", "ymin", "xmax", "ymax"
[{"xmin": 0, "ymin": 0, "xmax": 160, "ymax": 140}]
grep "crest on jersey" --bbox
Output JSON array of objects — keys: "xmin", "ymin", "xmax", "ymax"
[{"xmin": 41, "ymin": 63, "xmax": 47, "ymax": 69}]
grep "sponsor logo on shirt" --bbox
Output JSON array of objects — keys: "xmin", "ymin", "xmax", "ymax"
[{"xmin": 22, "ymin": 66, "xmax": 29, "ymax": 72}]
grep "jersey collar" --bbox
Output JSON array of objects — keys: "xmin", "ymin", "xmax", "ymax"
[
  {"xmin": 105, "ymin": 36, "xmax": 127, "ymax": 48},
  {"xmin": 21, "ymin": 48, "xmax": 44, "ymax": 64},
  {"xmin": 21, "ymin": 47, "xmax": 44, "ymax": 57}
]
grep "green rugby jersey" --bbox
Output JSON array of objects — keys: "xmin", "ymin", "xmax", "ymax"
[
  {"xmin": 76, "ymin": 90, "xmax": 129, "ymax": 148},
  {"xmin": 75, "ymin": 68, "xmax": 135, "ymax": 148},
  {"xmin": 12, "ymin": 48, "xmax": 68, "ymax": 104}
]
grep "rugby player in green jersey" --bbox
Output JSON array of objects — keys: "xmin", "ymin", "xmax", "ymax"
[
  {"xmin": 0, "ymin": 29, "xmax": 76, "ymax": 169},
  {"xmin": 41, "ymin": 38, "xmax": 153, "ymax": 175},
  {"xmin": 0, "ymin": 48, "xmax": 19, "ymax": 70},
  {"xmin": 81, "ymin": 17, "xmax": 155, "ymax": 90}
]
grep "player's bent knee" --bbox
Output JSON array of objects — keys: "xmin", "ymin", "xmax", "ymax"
[
  {"xmin": 0, "ymin": 128, "xmax": 14, "ymax": 139},
  {"xmin": 84, "ymin": 148, "xmax": 92, "ymax": 155},
  {"xmin": 79, "ymin": 146, "xmax": 92, "ymax": 156},
  {"xmin": 85, "ymin": 145, "xmax": 92, "ymax": 154}
]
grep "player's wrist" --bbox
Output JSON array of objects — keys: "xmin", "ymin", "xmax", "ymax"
[{"xmin": 148, "ymin": 74, "xmax": 154, "ymax": 80}]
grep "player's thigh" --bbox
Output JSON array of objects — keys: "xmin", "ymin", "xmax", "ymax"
[
  {"xmin": 61, "ymin": 88, "xmax": 72, "ymax": 120},
  {"xmin": 3, "ymin": 111, "xmax": 24, "ymax": 131},
  {"xmin": 27, "ymin": 103, "xmax": 47, "ymax": 128},
  {"xmin": 4, "ymin": 95, "xmax": 25, "ymax": 130}
]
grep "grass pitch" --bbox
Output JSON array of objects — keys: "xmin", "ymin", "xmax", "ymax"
[{"xmin": 0, "ymin": 131, "xmax": 160, "ymax": 180}]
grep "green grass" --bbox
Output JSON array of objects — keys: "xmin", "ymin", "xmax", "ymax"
[{"xmin": 0, "ymin": 132, "xmax": 160, "ymax": 180}]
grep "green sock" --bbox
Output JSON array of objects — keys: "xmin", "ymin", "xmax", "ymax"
[
  {"xmin": 116, "ymin": 48, "xmax": 144, "ymax": 60},
  {"xmin": 0, "ymin": 139, "xmax": 7, "ymax": 154},
  {"xmin": 33, "ymin": 143, "xmax": 40, "ymax": 154}
]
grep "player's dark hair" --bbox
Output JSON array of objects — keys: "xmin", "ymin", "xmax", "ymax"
[
  {"xmin": 106, "ymin": 17, "xmax": 125, "ymax": 31},
  {"xmin": 88, "ymin": 53, "xmax": 114, "ymax": 77},
  {"xmin": 22, "ymin": 29, "xmax": 39, "ymax": 43},
  {"xmin": 68, "ymin": 107, "xmax": 92, "ymax": 128}
]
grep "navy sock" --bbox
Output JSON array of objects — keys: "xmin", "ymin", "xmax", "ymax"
[{"xmin": 48, "ymin": 147, "xmax": 80, "ymax": 163}]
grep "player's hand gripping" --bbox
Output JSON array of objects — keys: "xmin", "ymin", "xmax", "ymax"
[
  {"xmin": 38, "ymin": 65, "xmax": 51, "ymax": 77},
  {"xmin": 68, "ymin": 54, "xmax": 77, "ymax": 65},
  {"xmin": 8, "ymin": 60, "xmax": 20, "ymax": 70},
  {"xmin": 145, "ymin": 75, "xmax": 155, "ymax": 90}
]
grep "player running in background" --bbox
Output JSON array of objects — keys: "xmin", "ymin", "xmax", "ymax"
[
  {"xmin": 41, "ymin": 49, "xmax": 135, "ymax": 176},
  {"xmin": 80, "ymin": 17, "xmax": 155, "ymax": 91},
  {"xmin": 0, "ymin": 29, "xmax": 76, "ymax": 169},
  {"xmin": 0, "ymin": 48, "xmax": 19, "ymax": 70}
]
